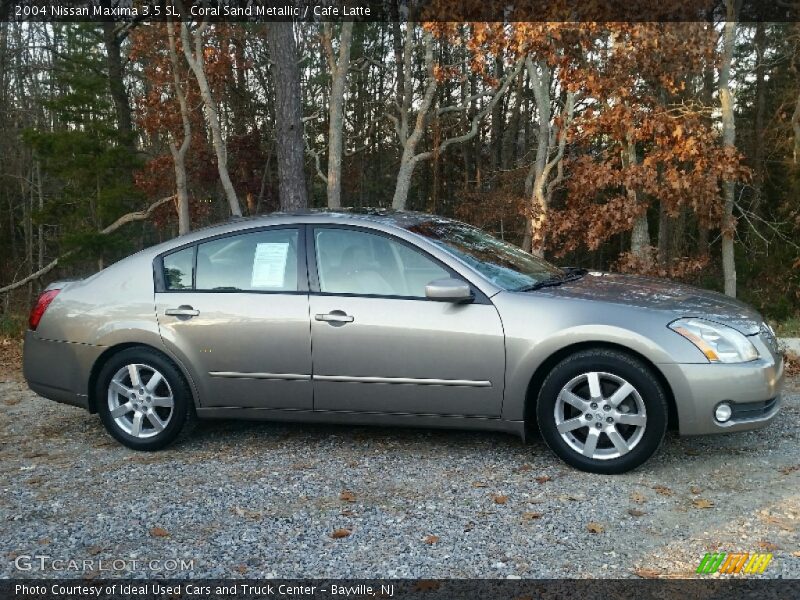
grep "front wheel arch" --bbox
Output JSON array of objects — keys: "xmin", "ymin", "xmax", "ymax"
[
  {"xmin": 523, "ymin": 341, "xmax": 679, "ymax": 438},
  {"xmin": 88, "ymin": 343, "xmax": 196, "ymax": 413}
]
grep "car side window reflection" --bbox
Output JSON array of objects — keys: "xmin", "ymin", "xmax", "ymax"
[
  {"xmin": 315, "ymin": 229, "xmax": 449, "ymax": 297},
  {"xmin": 162, "ymin": 247, "xmax": 194, "ymax": 290},
  {"xmin": 195, "ymin": 229, "xmax": 299, "ymax": 292}
]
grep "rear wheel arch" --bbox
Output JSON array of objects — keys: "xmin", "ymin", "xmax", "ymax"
[
  {"xmin": 88, "ymin": 343, "xmax": 196, "ymax": 413},
  {"xmin": 523, "ymin": 341, "xmax": 678, "ymax": 436}
]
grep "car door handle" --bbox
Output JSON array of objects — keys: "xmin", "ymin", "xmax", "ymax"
[
  {"xmin": 315, "ymin": 311, "xmax": 354, "ymax": 324},
  {"xmin": 165, "ymin": 306, "xmax": 200, "ymax": 317}
]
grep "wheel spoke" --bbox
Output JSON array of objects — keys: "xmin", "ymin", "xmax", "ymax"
[
  {"xmin": 130, "ymin": 411, "xmax": 143, "ymax": 437},
  {"xmin": 557, "ymin": 417, "xmax": 586, "ymax": 434},
  {"xmin": 150, "ymin": 396, "xmax": 174, "ymax": 408},
  {"xmin": 560, "ymin": 390, "xmax": 590, "ymax": 412},
  {"xmin": 606, "ymin": 426, "xmax": 630, "ymax": 455},
  {"xmin": 110, "ymin": 402, "xmax": 134, "ymax": 418},
  {"xmin": 110, "ymin": 380, "xmax": 131, "ymax": 398},
  {"xmin": 582, "ymin": 428, "xmax": 600, "ymax": 457},
  {"xmin": 146, "ymin": 411, "xmax": 166, "ymax": 432},
  {"xmin": 127, "ymin": 364, "xmax": 142, "ymax": 388},
  {"xmin": 586, "ymin": 372, "xmax": 602, "ymax": 400},
  {"xmin": 616, "ymin": 412, "xmax": 646, "ymax": 427},
  {"xmin": 145, "ymin": 371, "xmax": 163, "ymax": 394},
  {"xmin": 607, "ymin": 382, "xmax": 634, "ymax": 408}
]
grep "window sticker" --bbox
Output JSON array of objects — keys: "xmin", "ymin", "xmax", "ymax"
[{"xmin": 251, "ymin": 242, "xmax": 289, "ymax": 288}]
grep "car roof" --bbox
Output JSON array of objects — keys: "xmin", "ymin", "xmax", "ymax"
[{"xmin": 194, "ymin": 208, "xmax": 448, "ymax": 233}]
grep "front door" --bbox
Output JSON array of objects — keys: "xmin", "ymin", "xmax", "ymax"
[
  {"xmin": 308, "ymin": 226, "xmax": 505, "ymax": 417},
  {"xmin": 155, "ymin": 226, "xmax": 312, "ymax": 409}
]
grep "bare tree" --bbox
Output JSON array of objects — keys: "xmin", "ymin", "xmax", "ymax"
[
  {"xmin": 178, "ymin": 18, "xmax": 242, "ymax": 217},
  {"xmin": 167, "ymin": 21, "xmax": 192, "ymax": 235},
  {"xmin": 267, "ymin": 22, "xmax": 308, "ymax": 211},
  {"xmin": 0, "ymin": 195, "xmax": 176, "ymax": 295},
  {"xmin": 720, "ymin": 0, "xmax": 740, "ymax": 297},
  {"xmin": 523, "ymin": 57, "xmax": 574, "ymax": 255},
  {"xmin": 389, "ymin": 25, "xmax": 523, "ymax": 210},
  {"xmin": 322, "ymin": 22, "xmax": 354, "ymax": 208}
]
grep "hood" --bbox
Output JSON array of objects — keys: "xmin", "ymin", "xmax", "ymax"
[{"xmin": 543, "ymin": 272, "xmax": 763, "ymax": 335}]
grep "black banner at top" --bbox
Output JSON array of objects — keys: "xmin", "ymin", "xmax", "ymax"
[{"xmin": 1, "ymin": 0, "xmax": 799, "ymax": 23}]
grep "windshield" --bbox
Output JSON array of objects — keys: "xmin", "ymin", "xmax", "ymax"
[{"xmin": 405, "ymin": 219, "xmax": 564, "ymax": 291}]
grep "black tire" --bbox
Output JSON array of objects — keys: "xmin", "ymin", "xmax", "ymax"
[
  {"xmin": 96, "ymin": 347, "xmax": 195, "ymax": 451},
  {"xmin": 536, "ymin": 349, "xmax": 668, "ymax": 474}
]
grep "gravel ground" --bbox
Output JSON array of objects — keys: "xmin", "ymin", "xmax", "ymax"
[{"xmin": 1, "ymin": 345, "xmax": 798, "ymax": 580}]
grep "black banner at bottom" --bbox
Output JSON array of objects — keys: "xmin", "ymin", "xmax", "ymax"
[{"xmin": 2, "ymin": 579, "xmax": 799, "ymax": 600}]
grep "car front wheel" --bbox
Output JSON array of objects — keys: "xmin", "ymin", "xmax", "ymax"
[
  {"xmin": 96, "ymin": 348, "xmax": 194, "ymax": 451},
  {"xmin": 536, "ymin": 349, "xmax": 668, "ymax": 474}
]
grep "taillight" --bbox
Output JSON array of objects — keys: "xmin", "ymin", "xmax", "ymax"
[{"xmin": 29, "ymin": 289, "xmax": 60, "ymax": 331}]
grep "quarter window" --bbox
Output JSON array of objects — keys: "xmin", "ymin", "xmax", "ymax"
[
  {"xmin": 162, "ymin": 247, "xmax": 194, "ymax": 290},
  {"xmin": 314, "ymin": 228, "xmax": 449, "ymax": 297},
  {"xmin": 195, "ymin": 228, "xmax": 299, "ymax": 292}
]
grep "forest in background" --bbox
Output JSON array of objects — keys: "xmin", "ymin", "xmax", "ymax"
[{"xmin": 1, "ymin": 11, "xmax": 800, "ymax": 334}]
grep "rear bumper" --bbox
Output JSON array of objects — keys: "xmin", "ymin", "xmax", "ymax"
[
  {"xmin": 660, "ymin": 353, "xmax": 784, "ymax": 436},
  {"xmin": 22, "ymin": 330, "xmax": 102, "ymax": 412}
]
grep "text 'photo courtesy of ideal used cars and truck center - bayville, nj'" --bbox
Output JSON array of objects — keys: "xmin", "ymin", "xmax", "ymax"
[{"xmin": 2, "ymin": 0, "xmax": 800, "ymax": 599}]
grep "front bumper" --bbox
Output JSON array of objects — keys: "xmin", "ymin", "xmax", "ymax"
[
  {"xmin": 660, "ymin": 350, "xmax": 784, "ymax": 436},
  {"xmin": 22, "ymin": 330, "xmax": 103, "ymax": 412}
]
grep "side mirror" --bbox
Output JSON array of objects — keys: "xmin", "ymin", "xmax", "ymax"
[{"xmin": 425, "ymin": 278, "xmax": 473, "ymax": 303}]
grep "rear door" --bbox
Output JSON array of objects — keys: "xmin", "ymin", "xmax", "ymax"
[
  {"xmin": 154, "ymin": 225, "xmax": 313, "ymax": 409},
  {"xmin": 308, "ymin": 225, "xmax": 506, "ymax": 417}
]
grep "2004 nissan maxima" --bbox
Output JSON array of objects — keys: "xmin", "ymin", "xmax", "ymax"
[{"xmin": 23, "ymin": 210, "xmax": 784, "ymax": 473}]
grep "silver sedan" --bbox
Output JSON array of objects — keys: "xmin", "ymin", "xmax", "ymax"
[{"xmin": 22, "ymin": 210, "xmax": 784, "ymax": 473}]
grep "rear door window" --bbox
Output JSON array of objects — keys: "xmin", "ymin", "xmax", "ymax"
[{"xmin": 195, "ymin": 228, "xmax": 300, "ymax": 292}]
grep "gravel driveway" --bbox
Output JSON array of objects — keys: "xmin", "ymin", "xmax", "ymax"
[{"xmin": 1, "ymin": 348, "xmax": 798, "ymax": 579}]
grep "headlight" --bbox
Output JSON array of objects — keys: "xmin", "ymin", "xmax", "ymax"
[{"xmin": 669, "ymin": 318, "xmax": 759, "ymax": 363}]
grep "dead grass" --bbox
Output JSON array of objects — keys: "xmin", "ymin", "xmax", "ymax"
[{"xmin": 0, "ymin": 337, "xmax": 22, "ymax": 381}]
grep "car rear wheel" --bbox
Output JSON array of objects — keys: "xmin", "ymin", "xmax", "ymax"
[
  {"xmin": 536, "ymin": 349, "xmax": 668, "ymax": 474},
  {"xmin": 96, "ymin": 348, "xmax": 194, "ymax": 451}
]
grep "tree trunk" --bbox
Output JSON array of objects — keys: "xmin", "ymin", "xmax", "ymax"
[
  {"xmin": 180, "ymin": 21, "xmax": 242, "ymax": 217},
  {"xmin": 720, "ymin": 0, "xmax": 738, "ymax": 297},
  {"xmin": 268, "ymin": 22, "xmax": 309, "ymax": 211},
  {"xmin": 750, "ymin": 21, "xmax": 766, "ymax": 218},
  {"xmin": 626, "ymin": 131, "xmax": 651, "ymax": 262},
  {"xmin": 501, "ymin": 67, "xmax": 525, "ymax": 169},
  {"xmin": 167, "ymin": 21, "xmax": 192, "ymax": 235},
  {"xmin": 102, "ymin": 23, "xmax": 134, "ymax": 150},
  {"xmin": 323, "ymin": 22, "xmax": 354, "ymax": 209},
  {"xmin": 525, "ymin": 58, "xmax": 551, "ymax": 256}
]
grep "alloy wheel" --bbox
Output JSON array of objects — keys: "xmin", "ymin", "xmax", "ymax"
[
  {"xmin": 553, "ymin": 371, "xmax": 647, "ymax": 460},
  {"xmin": 107, "ymin": 363, "xmax": 175, "ymax": 439}
]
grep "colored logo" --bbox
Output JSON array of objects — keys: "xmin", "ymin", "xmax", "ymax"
[{"xmin": 696, "ymin": 552, "xmax": 773, "ymax": 574}]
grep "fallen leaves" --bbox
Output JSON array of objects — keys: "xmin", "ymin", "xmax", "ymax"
[
  {"xmin": 472, "ymin": 481, "xmax": 488, "ymax": 488},
  {"xmin": 630, "ymin": 491, "xmax": 647, "ymax": 504},
  {"xmin": 522, "ymin": 511, "xmax": 543, "ymax": 521},
  {"xmin": 762, "ymin": 514, "xmax": 795, "ymax": 532},
  {"xmin": 330, "ymin": 528, "xmax": 352, "ymax": 539},
  {"xmin": 149, "ymin": 527, "xmax": 169, "ymax": 538},
  {"xmin": 779, "ymin": 464, "xmax": 800, "ymax": 475},
  {"xmin": 586, "ymin": 522, "xmax": 605, "ymax": 534},
  {"xmin": 628, "ymin": 509, "xmax": 646, "ymax": 517},
  {"xmin": 492, "ymin": 494, "xmax": 508, "ymax": 505},
  {"xmin": 689, "ymin": 485, "xmax": 702, "ymax": 495},
  {"xmin": 535, "ymin": 475, "xmax": 552, "ymax": 484},
  {"xmin": 634, "ymin": 567, "xmax": 662, "ymax": 579},
  {"xmin": 423, "ymin": 535, "xmax": 440, "ymax": 545},
  {"xmin": 757, "ymin": 541, "xmax": 779, "ymax": 551},
  {"xmin": 339, "ymin": 490, "xmax": 356, "ymax": 503},
  {"xmin": 692, "ymin": 498, "xmax": 715, "ymax": 509},
  {"xmin": 653, "ymin": 485, "xmax": 673, "ymax": 496}
]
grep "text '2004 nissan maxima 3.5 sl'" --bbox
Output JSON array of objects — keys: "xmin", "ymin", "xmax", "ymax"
[{"xmin": 23, "ymin": 210, "xmax": 784, "ymax": 473}]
